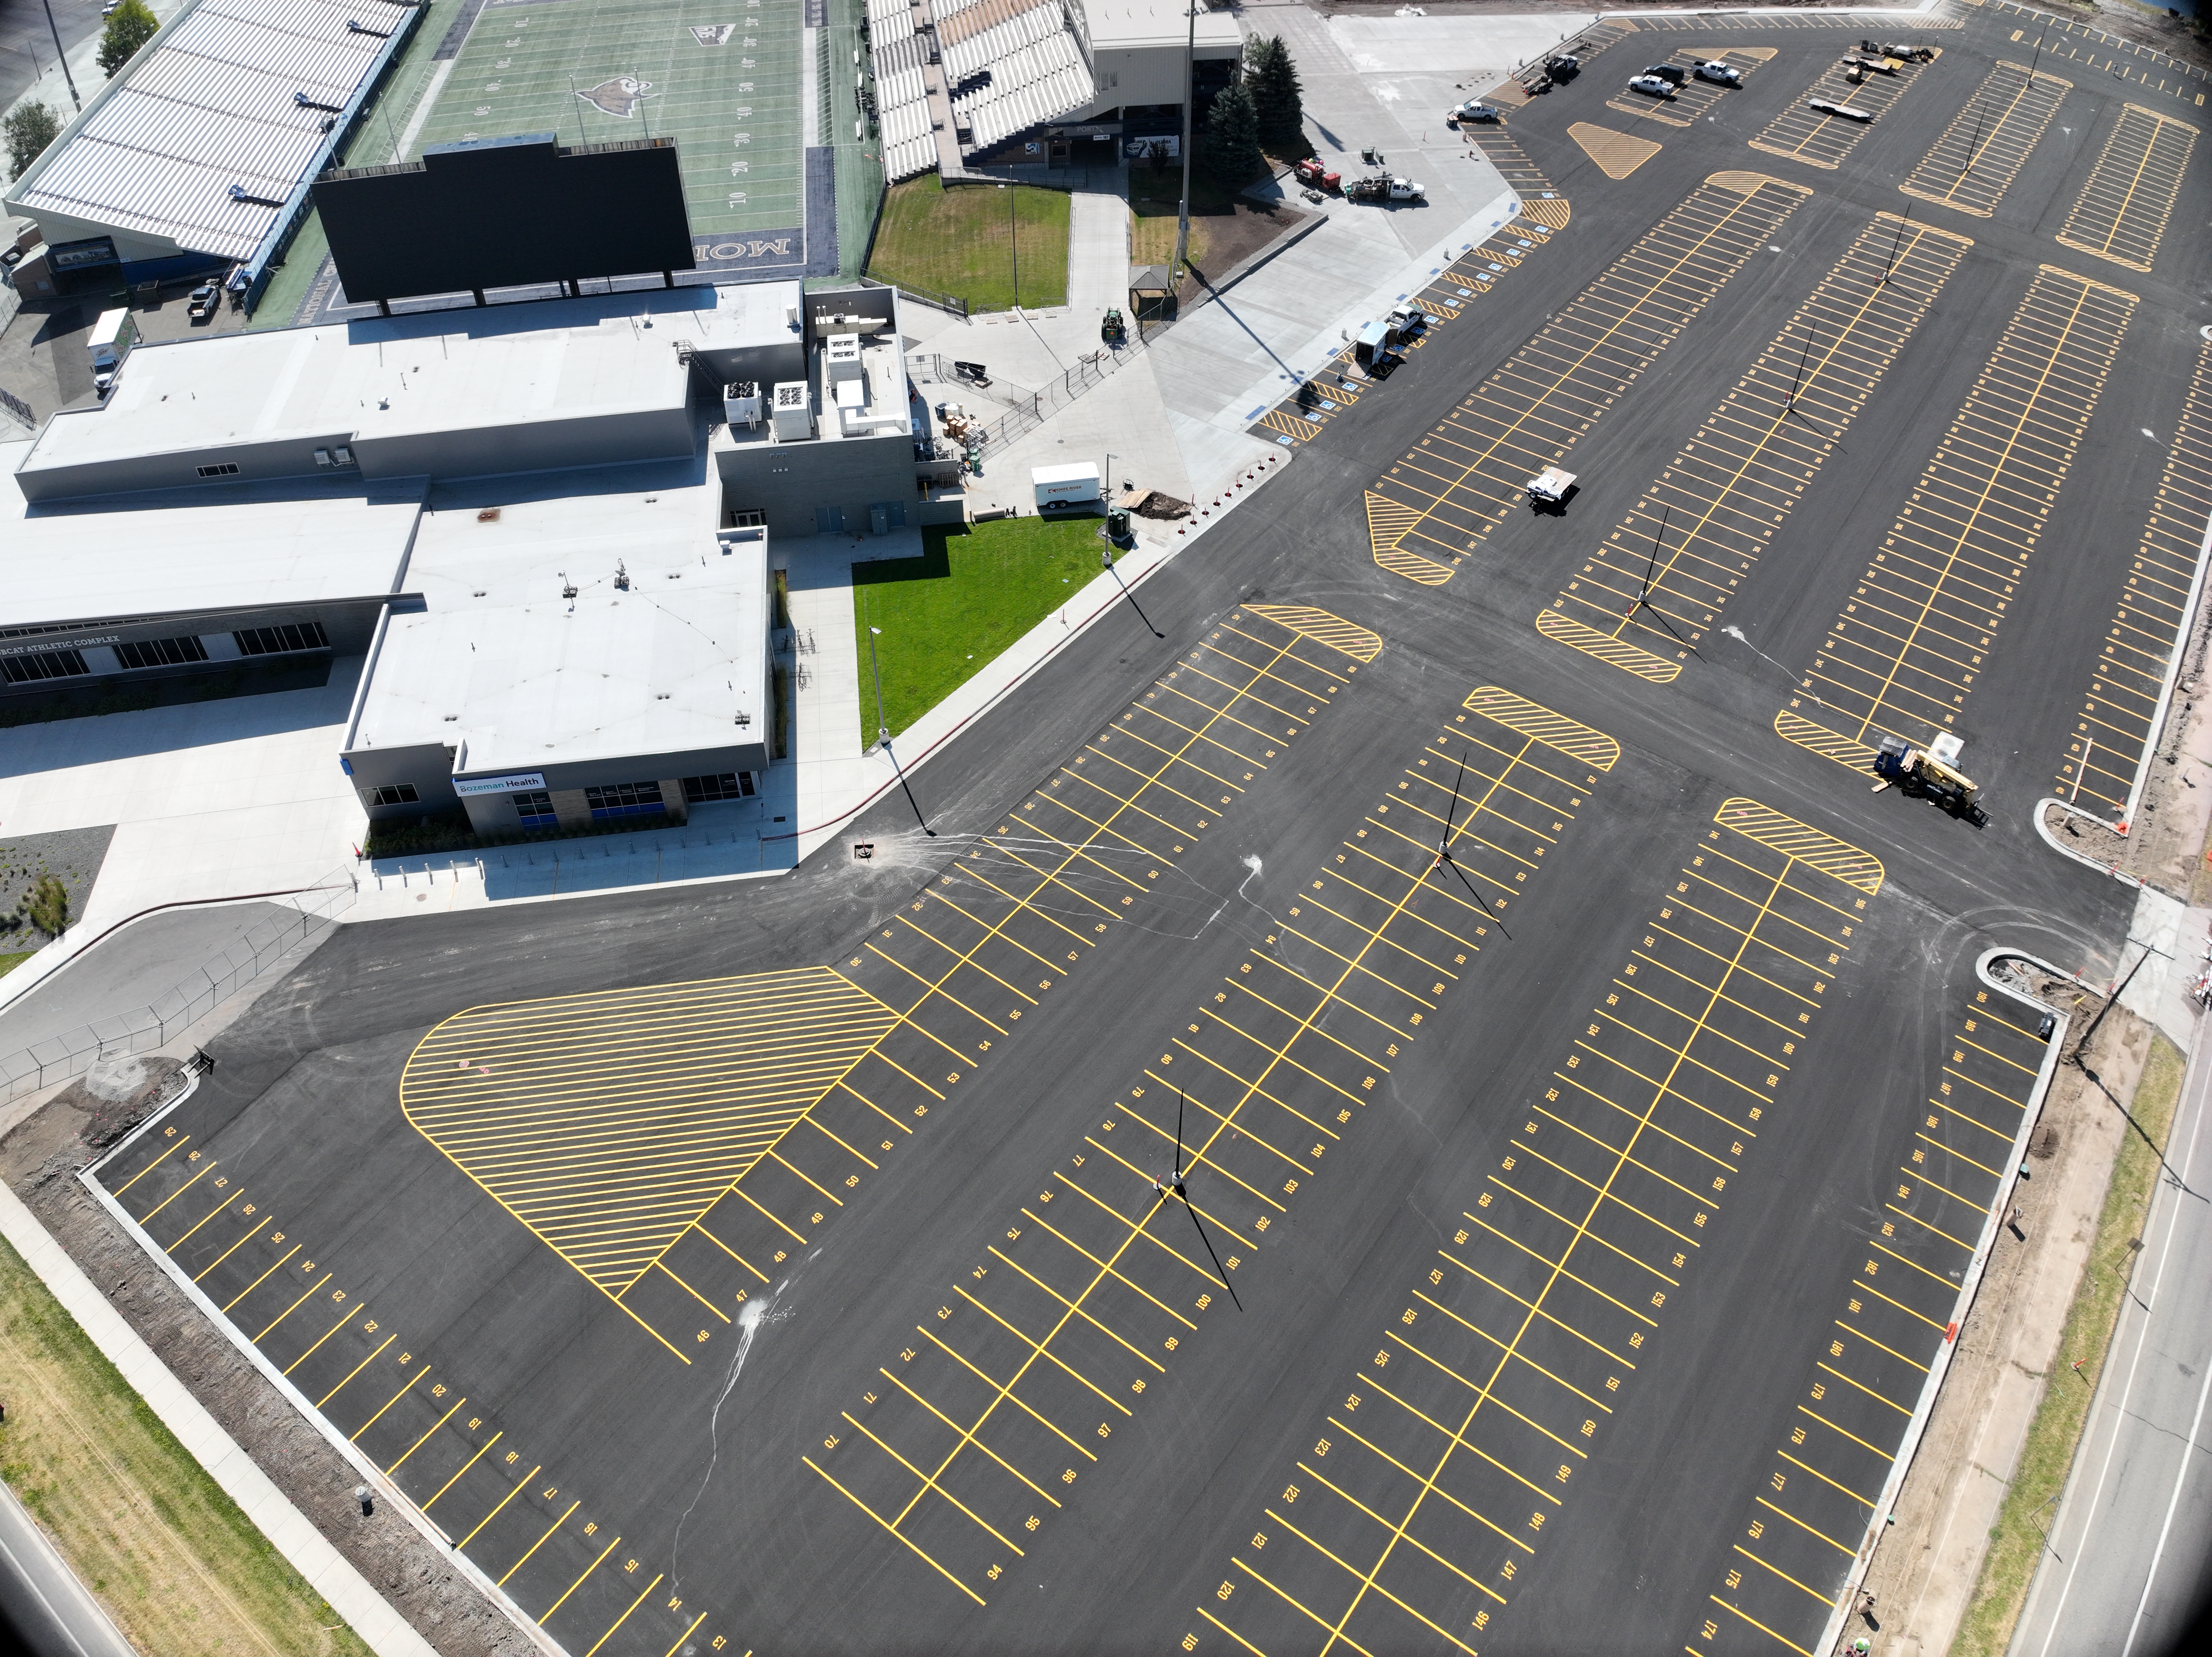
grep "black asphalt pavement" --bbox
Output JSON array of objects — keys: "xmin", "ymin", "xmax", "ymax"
[{"xmin": 79, "ymin": 9, "xmax": 2212, "ymax": 1655}]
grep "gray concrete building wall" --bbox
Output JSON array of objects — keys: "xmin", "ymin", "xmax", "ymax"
[{"xmin": 714, "ymin": 431, "xmax": 917, "ymax": 540}]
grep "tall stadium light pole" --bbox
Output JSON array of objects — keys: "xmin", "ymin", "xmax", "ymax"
[
  {"xmin": 42, "ymin": 0, "xmax": 80, "ymax": 112},
  {"xmin": 1173, "ymin": 2, "xmax": 1195, "ymax": 281},
  {"xmin": 868, "ymin": 626, "xmax": 889, "ymax": 749}
]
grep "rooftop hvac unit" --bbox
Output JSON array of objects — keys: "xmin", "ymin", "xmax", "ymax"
[
  {"xmin": 724, "ymin": 380, "xmax": 762, "ymax": 426},
  {"xmin": 770, "ymin": 380, "xmax": 813, "ymax": 441},
  {"xmin": 825, "ymin": 334, "xmax": 864, "ymax": 384}
]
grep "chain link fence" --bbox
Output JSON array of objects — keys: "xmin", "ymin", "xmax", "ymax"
[{"xmin": 0, "ymin": 874, "xmax": 357, "ymax": 1106}]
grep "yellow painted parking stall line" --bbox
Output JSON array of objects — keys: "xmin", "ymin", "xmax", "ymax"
[
  {"xmin": 1749, "ymin": 52, "xmax": 1936, "ymax": 172},
  {"xmin": 1539, "ymin": 213, "xmax": 1973, "ymax": 682},
  {"xmin": 1899, "ymin": 61, "xmax": 2070, "ymax": 218},
  {"xmin": 812, "ymin": 691, "xmax": 1608, "ymax": 1605},
  {"xmin": 1364, "ymin": 173, "xmax": 1809, "ymax": 585},
  {"xmin": 2056, "ymin": 103, "xmax": 2197, "ymax": 272},
  {"xmin": 2057, "ymin": 337, "xmax": 2212, "ymax": 817},
  {"xmin": 1195, "ymin": 802, "xmax": 1878, "ymax": 1653},
  {"xmin": 1778, "ymin": 265, "xmax": 2137, "ymax": 770},
  {"xmin": 1690, "ymin": 988, "xmax": 2044, "ymax": 1652},
  {"xmin": 1606, "ymin": 47, "xmax": 1772, "ymax": 129}
]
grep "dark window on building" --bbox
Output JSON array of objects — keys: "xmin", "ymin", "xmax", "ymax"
[
  {"xmin": 366, "ymin": 783, "xmax": 420, "ymax": 807},
  {"xmin": 2, "ymin": 649, "xmax": 90, "ymax": 684},
  {"xmin": 234, "ymin": 621, "xmax": 331, "ymax": 656},
  {"xmin": 114, "ymin": 635, "xmax": 210, "ymax": 671},
  {"xmin": 584, "ymin": 780, "xmax": 666, "ymax": 820},
  {"xmin": 682, "ymin": 772, "xmax": 756, "ymax": 803},
  {"xmin": 731, "ymin": 509, "xmax": 765, "ymax": 528},
  {"xmin": 197, "ymin": 462, "xmax": 240, "ymax": 478},
  {"xmin": 512, "ymin": 789, "xmax": 557, "ymax": 826}
]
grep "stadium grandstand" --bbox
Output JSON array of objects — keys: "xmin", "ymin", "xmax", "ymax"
[
  {"xmin": 4, "ymin": 0, "xmax": 421, "ymax": 302},
  {"xmin": 870, "ymin": 0, "xmax": 1237, "ymax": 181}
]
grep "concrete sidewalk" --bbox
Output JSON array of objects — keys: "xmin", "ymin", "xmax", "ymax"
[{"xmin": 0, "ymin": 1178, "xmax": 438, "ymax": 1657}]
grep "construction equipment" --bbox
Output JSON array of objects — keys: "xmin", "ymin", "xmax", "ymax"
[
  {"xmin": 1843, "ymin": 54, "xmax": 1899, "ymax": 75},
  {"xmin": 1810, "ymin": 98, "xmax": 1876, "ymax": 122},
  {"xmin": 1101, "ymin": 308, "xmax": 1126, "ymax": 346},
  {"xmin": 1295, "ymin": 156, "xmax": 1341, "ymax": 191},
  {"xmin": 1871, "ymin": 734, "xmax": 1988, "ymax": 828},
  {"xmin": 1866, "ymin": 39, "xmax": 1935, "ymax": 62},
  {"xmin": 1545, "ymin": 53, "xmax": 1581, "ymax": 81}
]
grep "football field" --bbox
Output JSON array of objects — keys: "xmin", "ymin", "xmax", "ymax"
[{"xmin": 408, "ymin": 0, "xmax": 806, "ymax": 254}]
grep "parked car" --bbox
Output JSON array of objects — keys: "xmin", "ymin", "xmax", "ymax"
[
  {"xmin": 1545, "ymin": 53, "xmax": 1581, "ymax": 80},
  {"xmin": 1625, "ymin": 75, "xmax": 1677, "ymax": 99},
  {"xmin": 1693, "ymin": 59, "xmax": 1742, "ymax": 86},
  {"xmin": 1641, "ymin": 64, "xmax": 1688, "ymax": 85},
  {"xmin": 1448, "ymin": 100, "xmax": 1503, "ymax": 124},
  {"xmin": 187, "ymin": 283, "xmax": 220, "ymax": 321}
]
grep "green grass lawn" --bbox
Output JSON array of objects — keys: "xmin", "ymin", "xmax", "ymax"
[
  {"xmin": 1127, "ymin": 163, "xmax": 1238, "ymax": 268},
  {"xmin": 867, "ymin": 175, "xmax": 1070, "ymax": 311},
  {"xmin": 0, "ymin": 951, "xmax": 31, "ymax": 979},
  {"xmin": 853, "ymin": 518, "xmax": 1114, "ymax": 739}
]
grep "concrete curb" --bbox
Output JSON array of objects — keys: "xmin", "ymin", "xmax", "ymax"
[
  {"xmin": 1815, "ymin": 947, "xmax": 2087, "ymax": 1657},
  {"xmin": 0, "ymin": 1159, "xmax": 441, "ymax": 1657},
  {"xmin": 70, "ymin": 1091, "xmax": 570, "ymax": 1657},
  {"xmin": 2033, "ymin": 796, "xmax": 2152, "ymax": 893}
]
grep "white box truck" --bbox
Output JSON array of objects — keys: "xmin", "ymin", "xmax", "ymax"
[
  {"xmin": 88, "ymin": 307, "xmax": 136, "ymax": 396},
  {"xmin": 1032, "ymin": 462, "xmax": 1102, "ymax": 513}
]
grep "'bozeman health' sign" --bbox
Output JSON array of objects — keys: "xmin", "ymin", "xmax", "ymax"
[{"xmin": 453, "ymin": 772, "xmax": 546, "ymax": 797}]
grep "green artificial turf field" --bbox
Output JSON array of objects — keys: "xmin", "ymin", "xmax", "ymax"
[{"xmin": 409, "ymin": 0, "xmax": 805, "ymax": 239}]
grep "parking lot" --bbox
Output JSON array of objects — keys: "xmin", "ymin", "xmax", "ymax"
[{"xmin": 74, "ymin": 5, "xmax": 2212, "ymax": 1654}]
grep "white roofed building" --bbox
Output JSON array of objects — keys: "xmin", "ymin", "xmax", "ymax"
[{"xmin": 3, "ymin": 0, "xmax": 424, "ymax": 299}]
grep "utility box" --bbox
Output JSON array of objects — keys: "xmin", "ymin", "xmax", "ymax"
[
  {"xmin": 770, "ymin": 380, "xmax": 813, "ymax": 441},
  {"xmin": 1032, "ymin": 462, "xmax": 1102, "ymax": 511},
  {"xmin": 825, "ymin": 334, "xmax": 864, "ymax": 384},
  {"xmin": 723, "ymin": 381, "xmax": 762, "ymax": 427}
]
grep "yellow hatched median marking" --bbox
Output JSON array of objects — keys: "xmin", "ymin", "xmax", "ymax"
[
  {"xmin": 1774, "ymin": 710, "xmax": 1876, "ymax": 772},
  {"xmin": 1463, "ymin": 687, "xmax": 1620, "ymax": 771},
  {"xmin": 1535, "ymin": 609, "xmax": 1681, "ymax": 683},
  {"xmin": 1260, "ymin": 408, "xmax": 1322, "ymax": 442},
  {"xmin": 1364, "ymin": 490, "xmax": 1425, "ymax": 557},
  {"xmin": 1520, "ymin": 196, "xmax": 1572, "ymax": 229},
  {"xmin": 1569, "ymin": 121, "xmax": 1664, "ymax": 178},
  {"xmin": 1244, "ymin": 605, "xmax": 1385, "ymax": 663},
  {"xmin": 401, "ymin": 966, "xmax": 899, "ymax": 1301},
  {"xmin": 1713, "ymin": 799, "xmax": 1885, "ymax": 895}
]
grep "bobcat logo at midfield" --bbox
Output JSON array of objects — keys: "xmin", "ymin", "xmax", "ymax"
[
  {"xmin": 690, "ymin": 24, "xmax": 735, "ymax": 45},
  {"xmin": 573, "ymin": 75, "xmax": 656, "ymax": 119}
]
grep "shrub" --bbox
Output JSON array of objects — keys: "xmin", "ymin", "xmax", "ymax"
[{"xmin": 4, "ymin": 102, "xmax": 59, "ymax": 182}]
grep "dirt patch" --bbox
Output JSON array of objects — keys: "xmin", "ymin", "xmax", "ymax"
[{"xmin": 2, "ymin": 1097, "xmax": 533, "ymax": 1657}]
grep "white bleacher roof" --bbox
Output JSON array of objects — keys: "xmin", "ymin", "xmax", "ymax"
[{"xmin": 6, "ymin": 0, "xmax": 401, "ymax": 263}]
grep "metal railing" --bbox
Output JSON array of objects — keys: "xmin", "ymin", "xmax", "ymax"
[
  {"xmin": 897, "ymin": 284, "xmax": 972, "ymax": 318},
  {"xmin": 970, "ymin": 342, "xmax": 1137, "ymax": 452},
  {"xmin": 0, "ymin": 874, "xmax": 356, "ymax": 1105}
]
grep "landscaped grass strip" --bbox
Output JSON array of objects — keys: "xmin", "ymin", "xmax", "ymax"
[
  {"xmin": 1951, "ymin": 1031, "xmax": 2186, "ymax": 1657},
  {"xmin": 0, "ymin": 1231, "xmax": 373, "ymax": 1656}
]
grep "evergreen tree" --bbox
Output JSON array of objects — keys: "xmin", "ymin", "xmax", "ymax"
[
  {"xmin": 4, "ymin": 102, "xmax": 60, "ymax": 183},
  {"xmin": 1243, "ymin": 36, "xmax": 1307, "ymax": 155},
  {"xmin": 1201, "ymin": 82, "xmax": 1264, "ymax": 185},
  {"xmin": 98, "ymin": 0, "xmax": 161, "ymax": 80}
]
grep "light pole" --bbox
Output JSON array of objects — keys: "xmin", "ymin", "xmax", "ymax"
[
  {"xmin": 1173, "ymin": 3, "xmax": 1196, "ymax": 282},
  {"xmin": 867, "ymin": 625, "xmax": 889, "ymax": 749},
  {"xmin": 41, "ymin": 0, "xmax": 80, "ymax": 112},
  {"xmin": 1002, "ymin": 182, "xmax": 1019, "ymax": 310}
]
